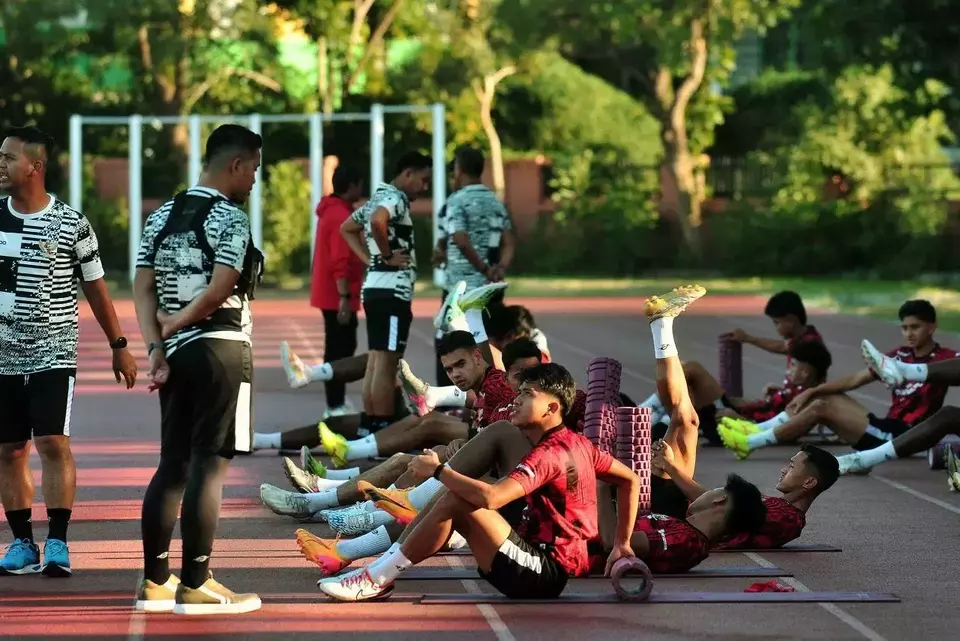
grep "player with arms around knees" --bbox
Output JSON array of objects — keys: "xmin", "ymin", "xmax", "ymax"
[
  {"xmin": 339, "ymin": 151, "xmax": 431, "ymax": 436},
  {"xmin": 0, "ymin": 126, "xmax": 137, "ymax": 578},
  {"xmin": 132, "ymin": 125, "xmax": 265, "ymax": 615}
]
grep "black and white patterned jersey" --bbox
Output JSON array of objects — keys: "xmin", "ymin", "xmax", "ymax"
[
  {"xmin": 0, "ymin": 195, "xmax": 105, "ymax": 374},
  {"xmin": 136, "ymin": 186, "xmax": 253, "ymax": 356},
  {"xmin": 350, "ymin": 183, "xmax": 417, "ymax": 302},
  {"xmin": 443, "ymin": 184, "xmax": 511, "ymax": 290}
]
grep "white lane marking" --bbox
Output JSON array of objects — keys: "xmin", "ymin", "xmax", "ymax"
[
  {"xmin": 444, "ymin": 554, "xmax": 516, "ymax": 641},
  {"xmin": 871, "ymin": 473, "xmax": 960, "ymax": 516},
  {"xmin": 744, "ymin": 552, "xmax": 890, "ymax": 641}
]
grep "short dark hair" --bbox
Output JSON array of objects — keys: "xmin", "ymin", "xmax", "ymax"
[
  {"xmin": 203, "ymin": 124, "xmax": 262, "ymax": 167},
  {"xmin": 764, "ymin": 291, "xmax": 807, "ymax": 324},
  {"xmin": 394, "ymin": 151, "xmax": 431, "ymax": 177},
  {"xmin": 502, "ymin": 337, "xmax": 542, "ymax": 371},
  {"xmin": 517, "ymin": 363, "xmax": 577, "ymax": 416},
  {"xmin": 789, "ymin": 340, "xmax": 832, "ymax": 381},
  {"xmin": 723, "ymin": 474, "xmax": 767, "ymax": 534},
  {"xmin": 485, "ymin": 305, "xmax": 537, "ymax": 343},
  {"xmin": 799, "ymin": 445, "xmax": 840, "ymax": 494},
  {"xmin": 454, "ymin": 146, "xmax": 485, "ymax": 178},
  {"xmin": 899, "ymin": 299, "xmax": 936, "ymax": 324},
  {"xmin": 332, "ymin": 165, "xmax": 362, "ymax": 195},
  {"xmin": 5, "ymin": 126, "xmax": 54, "ymax": 159},
  {"xmin": 437, "ymin": 330, "xmax": 478, "ymax": 357}
]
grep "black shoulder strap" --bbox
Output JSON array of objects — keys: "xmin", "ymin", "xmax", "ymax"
[{"xmin": 152, "ymin": 191, "xmax": 226, "ymax": 262}]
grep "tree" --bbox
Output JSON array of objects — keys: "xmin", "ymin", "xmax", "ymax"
[{"xmin": 496, "ymin": 0, "xmax": 801, "ymax": 259}]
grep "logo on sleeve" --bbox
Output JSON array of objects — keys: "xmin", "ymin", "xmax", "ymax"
[{"xmin": 515, "ymin": 463, "xmax": 535, "ymax": 480}]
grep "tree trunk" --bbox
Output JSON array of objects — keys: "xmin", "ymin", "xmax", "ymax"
[
  {"xmin": 662, "ymin": 134, "xmax": 703, "ymax": 259},
  {"xmin": 318, "ymin": 36, "xmax": 334, "ymax": 114},
  {"xmin": 474, "ymin": 66, "xmax": 517, "ymax": 200}
]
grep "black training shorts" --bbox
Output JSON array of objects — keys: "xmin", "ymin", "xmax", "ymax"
[
  {"xmin": 363, "ymin": 297, "xmax": 412, "ymax": 354},
  {"xmin": 479, "ymin": 530, "xmax": 569, "ymax": 599},
  {"xmin": 0, "ymin": 368, "xmax": 77, "ymax": 444},
  {"xmin": 650, "ymin": 475, "xmax": 691, "ymax": 519},
  {"xmin": 159, "ymin": 338, "xmax": 254, "ymax": 458},
  {"xmin": 855, "ymin": 414, "xmax": 911, "ymax": 451}
]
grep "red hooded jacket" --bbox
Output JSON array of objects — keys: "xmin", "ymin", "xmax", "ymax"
[{"xmin": 310, "ymin": 195, "xmax": 364, "ymax": 312}]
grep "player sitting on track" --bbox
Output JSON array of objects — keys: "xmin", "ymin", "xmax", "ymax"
[
  {"xmin": 654, "ymin": 442, "xmax": 839, "ymax": 550},
  {"xmin": 718, "ymin": 300, "xmax": 958, "ymax": 461},
  {"xmin": 640, "ymin": 290, "xmax": 822, "ymax": 445},
  {"xmin": 596, "ymin": 286, "xmax": 768, "ymax": 573},
  {"xmin": 315, "ymin": 362, "xmax": 642, "ymax": 602},
  {"xmin": 832, "ymin": 339, "xmax": 960, "ymax": 481}
]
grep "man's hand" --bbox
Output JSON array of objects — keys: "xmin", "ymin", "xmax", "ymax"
[
  {"xmin": 337, "ymin": 298, "xmax": 352, "ymax": 325},
  {"xmin": 486, "ymin": 264, "xmax": 506, "ymax": 283},
  {"xmin": 156, "ymin": 309, "xmax": 178, "ymax": 340},
  {"xmin": 604, "ymin": 542, "xmax": 635, "ymax": 577},
  {"xmin": 762, "ymin": 382, "xmax": 783, "ymax": 397},
  {"xmin": 112, "ymin": 348, "xmax": 138, "ymax": 389},
  {"xmin": 786, "ymin": 389, "xmax": 815, "ymax": 414},
  {"xmin": 432, "ymin": 243, "xmax": 447, "ymax": 267},
  {"xmin": 408, "ymin": 448, "xmax": 442, "ymax": 479},
  {"xmin": 147, "ymin": 349, "xmax": 170, "ymax": 393},
  {"xmin": 651, "ymin": 439, "xmax": 675, "ymax": 474},
  {"xmin": 383, "ymin": 251, "xmax": 412, "ymax": 269},
  {"xmin": 719, "ymin": 328, "xmax": 748, "ymax": 343}
]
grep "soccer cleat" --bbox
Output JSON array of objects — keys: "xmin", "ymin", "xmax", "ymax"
[
  {"xmin": 323, "ymin": 400, "xmax": 356, "ymax": 420},
  {"xmin": 397, "ymin": 359, "xmax": 431, "ymax": 416},
  {"xmin": 300, "ymin": 445, "xmax": 328, "ymax": 478},
  {"xmin": 719, "ymin": 416, "xmax": 761, "ymax": 435},
  {"xmin": 283, "ymin": 457, "xmax": 322, "ymax": 493},
  {"xmin": 643, "ymin": 285, "xmax": 707, "ymax": 321},
  {"xmin": 434, "ymin": 281, "xmax": 470, "ymax": 334},
  {"xmin": 317, "ymin": 567, "xmax": 395, "ymax": 602},
  {"xmin": 946, "ymin": 446, "xmax": 960, "ymax": 492},
  {"xmin": 135, "ymin": 575, "xmax": 181, "ymax": 612},
  {"xmin": 861, "ymin": 339, "xmax": 904, "ymax": 388},
  {"xmin": 172, "ymin": 573, "xmax": 261, "ymax": 615},
  {"xmin": 328, "ymin": 507, "xmax": 395, "ymax": 537},
  {"xmin": 318, "ymin": 422, "xmax": 349, "ymax": 468},
  {"xmin": 280, "ymin": 341, "xmax": 310, "ymax": 389},
  {"xmin": 0, "ymin": 539, "xmax": 41, "ymax": 575},
  {"xmin": 458, "ymin": 282, "xmax": 509, "ymax": 311},
  {"xmin": 295, "ymin": 529, "xmax": 352, "ymax": 576},
  {"xmin": 41, "ymin": 538, "xmax": 71, "ymax": 577},
  {"xmin": 717, "ymin": 425, "xmax": 753, "ymax": 460},
  {"xmin": 837, "ymin": 452, "xmax": 872, "ymax": 476},
  {"xmin": 357, "ymin": 481, "xmax": 418, "ymax": 525},
  {"xmin": 318, "ymin": 567, "xmax": 364, "ymax": 587},
  {"xmin": 260, "ymin": 483, "xmax": 314, "ymax": 519}
]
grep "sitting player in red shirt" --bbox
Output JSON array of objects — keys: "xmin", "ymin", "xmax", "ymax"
[
  {"xmin": 639, "ymin": 290, "xmax": 823, "ymax": 445},
  {"xmin": 316, "ymin": 363, "xmax": 642, "ymax": 601},
  {"xmin": 653, "ymin": 441, "xmax": 839, "ymax": 550},
  {"xmin": 719, "ymin": 299, "xmax": 959, "ymax": 462},
  {"xmin": 596, "ymin": 286, "xmax": 768, "ymax": 573}
]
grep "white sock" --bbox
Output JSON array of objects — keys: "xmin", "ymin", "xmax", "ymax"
[
  {"xmin": 313, "ymin": 477, "xmax": 347, "ymax": 490},
  {"xmin": 306, "ymin": 488, "xmax": 342, "ymax": 512},
  {"xmin": 898, "ymin": 362, "xmax": 928, "ymax": 382},
  {"xmin": 325, "ymin": 467, "xmax": 361, "ymax": 480},
  {"xmin": 713, "ymin": 398, "xmax": 726, "ymax": 410},
  {"xmin": 650, "ymin": 317, "xmax": 677, "ymax": 359},
  {"xmin": 853, "ymin": 439, "xmax": 898, "ymax": 469},
  {"xmin": 407, "ymin": 478, "xmax": 444, "ymax": 509},
  {"xmin": 336, "ymin": 525, "xmax": 394, "ymax": 561},
  {"xmin": 447, "ymin": 530, "xmax": 468, "ymax": 550},
  {"xmin": 344, "ymin": 434, "xmax": 380, "ymax": 461},
  {"xmin": 746, "ymin": 429, "xmax": 779, "ymax": 450},
  {"xmin": 361, "ymin": 500, "xmax": 377, "ymax": 512},
  {"xmin": 366, "ymin": 546, "xmax": 413, "ymax": 585},
  {"xmin": 447, "ymin": 311, "xmax": 471, "ymax": 334},
  {"xmin": 309, "ymin": 363, "xmax": 334, "ymax": 382},
  {"xmin": 465, "ymin": 308, "xmax": 488, "ymax": 343},
  {"xmin": 426, "ymin": 385, "xmax": 467, "ymax": 409},
  {"xmin": 252, "ymin": 432, "xmax": 281, "ymax": 450},
  {"xmin": 755, "ymin": 411, "xmax": 791, "ymax": 431}
]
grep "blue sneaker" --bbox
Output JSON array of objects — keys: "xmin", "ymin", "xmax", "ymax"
[
  {"xmin": 41, "ymin": 538, "xmax": 71, "ymax": 577},
  {"xmin": 0, "ymin": 538, "xmax": 41, "ymax": 575}
]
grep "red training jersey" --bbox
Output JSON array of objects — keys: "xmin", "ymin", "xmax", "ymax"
[
  {"xmin": 738, "ymin": 383, "xmax": 807, "ymax": 422},
  {"xmin": 471, "ymin": 367, "xmax": 518, "ymax": 432},
  {"xmin": 633, "ymin": 513, "xmax": 710, "ymax": 574},
  {"xmin": 310, "ymin": 195, "xmax": 364, "ymax": 312},
  {"xmin": 783, "ymin": 325, "xmax": 823, "ymax": 386},
  {"xmin": 885, "ymin": 344, "xmax": 960, "ymax": 425},
  {"xmin": 713, "ymin": 496, "xmax": 805, "ymax": 550},
  {"xmin": 508, "ymin": 426, "xmax": 614, "ymax": 577}
]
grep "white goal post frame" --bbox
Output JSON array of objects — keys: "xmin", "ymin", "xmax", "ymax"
[{"xmin": 68, "ymin": 104, "xmax": 447, "ymax": 284}]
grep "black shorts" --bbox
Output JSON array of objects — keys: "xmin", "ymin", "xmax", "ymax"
[
  {"xmin": 363, "ymin": 297, "xmax": 413, "ymax": 353},
  {"xmin": 159, "ymin": 339, "xmax": 254, "ymax": 459},
  {"xmin": 479, "ymin": 530, "xmax": 569, "ymax": 599},
  {"xmin": 855, "ymin": 414, "xmax": 911, "ymax": 451},
  {"xmin": 650, "ymin": 476, "xmax": 690, "ymax": 519},
  {"xmin": 696, "ymin": 404, "xmax": 721, "ymax": 445},
  {"xmin": 0, "ymin": 368, "xmax": 77, "ymax": 444}
]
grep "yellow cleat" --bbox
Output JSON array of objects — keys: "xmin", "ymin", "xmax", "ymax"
[
  {"xmin": 719, "ymin": 416, "xmax": 761, "ymax": 435},
  {"xmin": 717, "ymin": 424, "xmax": 753, "ymax": 461},
  {"xmin": 643, "ymin": 285, "xmax": 707, "ymax": 321},
  {"xmin": 318, "ymin": 422, "xmax": 349, "ymax": 468},
  {"xmin": 357, "ymin": 481, "xmax": 418, "ymax": 525}
]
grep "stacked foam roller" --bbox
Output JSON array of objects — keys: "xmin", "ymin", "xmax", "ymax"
[
  {"xmin": 584, "ymin": 358, "xmax": 623, "ymax": 452},
  {"xmin": 718, "ymin": 337, "xmax": 744, "ymax": 398},
  {"xmin": 616, "ymin": 406, "xmax": 652, "ymax": 514}
]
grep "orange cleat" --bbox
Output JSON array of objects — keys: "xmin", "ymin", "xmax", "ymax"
[
  {"xmin": 294, "ymin": 528, "xmax": 351, "ymax": 577},
  {"xmin": 356, "ymin": 481, "xmax": 418, "ymax": 525}
]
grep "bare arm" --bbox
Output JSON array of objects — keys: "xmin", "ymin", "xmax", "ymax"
[
  {"xmin": 161, "ymin": 265, "xmax": 240, "ymax": 337},
  {"xmin": 368, "ymin": 207, "xmax": 395, "ymax": 257},
  {"xmin": 80, "ymin": 278, "xmax": 125, "ymax": 344},
  {"xmin": 132, "ymin": 268, "xmax": 162, "ymax": 348},
  {"xmin": 497, "ymin": 227, "xmax": 516, "ymax": 271},
  {"xmin": 810, "ymin": 368, "xmax": 876, "ymax": 397},
  {"xmin": 436, "ymin": 466, "xmax": 526, "ymax": 510},
  {"xmin": 597, "ymin": 459, "xmax": 641, "ymax": 549},
  {"xmin": 340, "ymin": 216, "xmax": 371, "ymax": 265},
  {"xmin": 659, "ymin": 457, "xmax": 708, "ymax": 502}
]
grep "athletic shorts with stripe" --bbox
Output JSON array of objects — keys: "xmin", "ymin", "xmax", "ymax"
[
  {"xmin": 479, "ymin": 530, "xmax": 569, "ymax": 599},
  {"xmin": 159, "ymin": 338, "xmax": 254, "ymax": 458},
  {"xmin": 0, "ymin": 368, "xmax": 76, "ymax": 444},
  {"xmin": 363, "ymin": 297, "xmax": 413, "ymax": 354}
]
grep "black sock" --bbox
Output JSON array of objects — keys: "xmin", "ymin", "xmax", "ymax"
[
  {"xmin": 5, "ymin": 509, "xmax": 34, "ymax": 542},
  {"xmin": 364, "ymin": 416, "xmax": 392, "ymax": 434},
  {"xmin": 46, "ymin": 508, "xmax": 71, "ymax": 542},
  {"xmin": 180, "ymin": 454, "xmax": 231, "ymax": 589},
  {"xmin": 142, "ymin": 458, "xmax": 189, "ymax": 585}
]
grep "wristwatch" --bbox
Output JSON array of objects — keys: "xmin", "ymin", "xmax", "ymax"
[
  {"xmin": 110, "ymin": 337, "xmax": 128, "ymax": 350},
  {"xmin": 147, "ymin": 340, "xmax": 164, "ymax": 355},
  {"xmin": 432, "ymin": 463, "xmax": 446, "ymax": 480}
]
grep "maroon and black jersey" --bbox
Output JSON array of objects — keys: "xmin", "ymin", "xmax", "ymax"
[
  {"xmin": 633, "ymin": 513, "xmax": 710, "ymax": 574},
  {"xmin": 738, "ymin": 383, "xmax": 807, "ymax": 422},
  {"xmin": 714, "ymin": 496, "xmax": 805, "ymax": 550},
  {"xmin": 783, "ymin": 325, "xmax": 823, "ymax": 386},
  {"xmin": 508, "ymin": 426, "xmax": 614, "ymax": 577},
  {"xmin": 885, "ymin": 344, "xmax": 960, "ymax": 426},
  {"xmin": 471, "ymin": 367, "xmax": 518, "ymax": 434}
]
